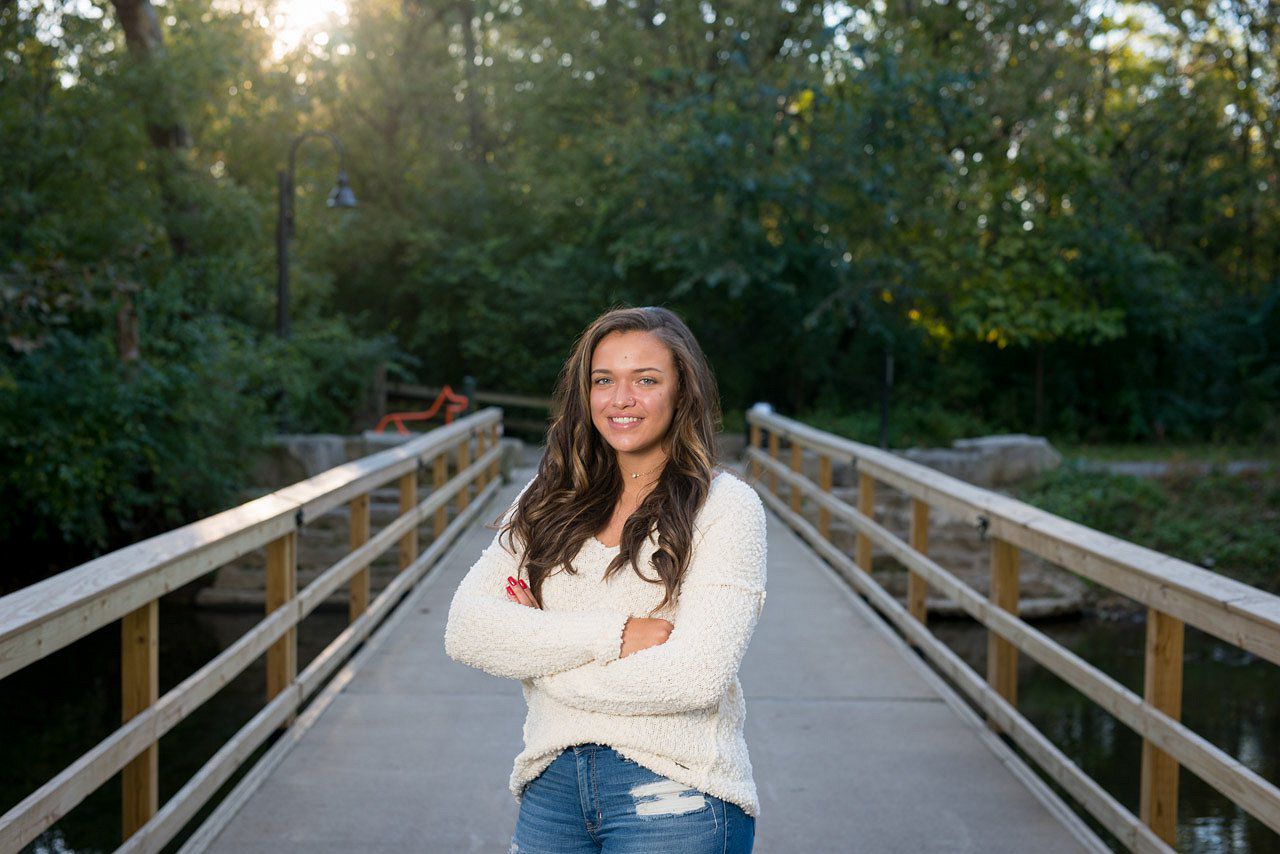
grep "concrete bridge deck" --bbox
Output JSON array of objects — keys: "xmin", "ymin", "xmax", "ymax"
[{"xmin": 193, "ymin": 466, "xmax": 1102, "ymax": 853}]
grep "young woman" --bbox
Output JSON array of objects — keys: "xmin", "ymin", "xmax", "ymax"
[{"xmin": 444, "ymin": 305, "xmax": 766, "ymax": 853}]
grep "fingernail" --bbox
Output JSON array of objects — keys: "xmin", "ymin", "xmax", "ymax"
[
  {"xmin": 518, "ymin": 579, "xmax": 527, "ymax": 589},
  {"xmin": 506, "ymin": 586, "xmax": 513, "ymax": 596},
  {"xmin": 507, "ymin": 576, "xmax": 515, "ymax": 585}
]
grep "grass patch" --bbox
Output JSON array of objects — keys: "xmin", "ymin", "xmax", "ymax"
[
  {"xmin": 1012, "ymin": 464, "xmax": 1280, "ymax": 594},
  {"xmin": 793, "ymin": 404, "xmax": 1000, "ymax": 449}
]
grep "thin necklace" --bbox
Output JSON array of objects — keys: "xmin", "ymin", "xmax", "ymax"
[{"xmin": 623, "ymin": 460, "xmax": 666, "ymax": 480}]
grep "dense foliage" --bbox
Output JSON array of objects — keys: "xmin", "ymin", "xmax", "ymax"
[{"xmin": 2, "ymin": 0, "xmax": 1277, "ymax": 579}]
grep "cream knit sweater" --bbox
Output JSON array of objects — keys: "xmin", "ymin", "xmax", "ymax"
[{"xmin": 443, "ymin": 469, "xmax": 768, "ymax": 817}]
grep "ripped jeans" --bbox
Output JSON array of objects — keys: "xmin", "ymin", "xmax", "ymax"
[{"xmin": 510, "ymin": 743, "xmax": 755, "ymax": 853}]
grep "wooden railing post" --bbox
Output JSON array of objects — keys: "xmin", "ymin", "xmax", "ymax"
[
  {"xmin": 456, "ymin": 435, "xmax": 472, "ymax": 514},
  {"xmin": 433, "ymin": 452, "xmax": 447, "ymax": 538},
  {"xmin": 265, "ymin": 531, "xmax": 297, "ymax": 727},
  {"xmin": 476, "ymin": 429, "xmax": 489, "ymax": 489},
  {"xmin": 789, "ymin": 441, "xmax": 803, "ymax": 514},
  {"xmin": 767, "ymin": 430, "xmax": 780, "ymax": 494},
  {"xmin": 987, "ymin": 538, "xmax": 1020, "ymax": 728},
  {"xmin": 121, "ymin": 600, "xmax": 158, "ymax": 840},
  {"xmin": 856, "ymin": 471, "xmax": 875, "ymax": 572},
  {"xmin": 398, "ymin": 469, "xmax": 418, "ymax": 572},
  {"xmin": 349, "ymin": 493, "xmax": 370, "ymax": 622},
  {"xmin": 817, "ymin": 454, "xmax": 832, "ymax": 539},
  {"xmin": 1140, "ymin": 608, "xmax": 1185, "ymax": 845},
  {"xmin": 489, "ymin": 422, "xmax": 500, "ymax": 482},
  {"xmin": 748, "ymin": 423, "xmax": 762, "ymax": 481},
  {"xmin": 908, "ymin": 499, "xmax": 929, "ymax": 625}
]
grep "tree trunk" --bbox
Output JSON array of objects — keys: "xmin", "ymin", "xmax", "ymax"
[
  {"xmin": 110, "ymin": 0, "xmax": 191, "ymax": 151},
  {"xmin": 109, "ymin": 0, "xmax": 195, "ymax": 260}
]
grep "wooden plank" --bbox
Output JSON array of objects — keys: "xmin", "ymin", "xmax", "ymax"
[
  {"xmin": 746, "ymin": 408, "xmax": 1280, "ymax": 668},
  {"xmin": 789, "ymin": 443, "xmax": 803, "ymax": 514},
  {"xmin": 767, "ymin": 431, "xmax": 780, "ymax": 493},
  {"xmin": 748, "ymin": 424, "xmax": 762, "ymax": 482},
  {"xmin": 456, "ymin": 437, "xmax": 472, "ymax": 514},
  {"xmin": 398, "ymin": 470, "xmax": 418, "ymax": 572},
  {"xmin": 752, "ymin": 483, "xmax": 1173, "ymax": 854},
  {"xmin": 818, "ymin": 455, "xmax": 833, "ymax": 540},
  {"xmin": 265, "ymin": 532, "xmax": 297, "ymax": 729},
  {"xmin": 1140, "ymin": 609, "xmax": 1185, "ymax": 845},
  {"xmin": 748, "ymin": 448, "xmax": 1280, "ymax": 835},
  {"xmin": 349, "ymin": 494, "xmax": 370, "ymax": 623},
  {"xmin": 988, "ymin": 538, "xmax": 1020, "ymax": 726},
  {"xmin": 433, "ymin": 453, "xmax": 448, "ymax": 538},
  {"xmin": 0, "ymin": 409, "xmax": 501, "ymax": 680},
  {"xmin": 489, "ymin": 423, "xmax": 501, "ymax": 482},
  {"xmin": 908, "ymin": 499, "xmax": 929, "ymax": 625},
  {"xmin": 476, "ymin": 430, "xmax": 489, "ymax": 489},
  {"xmin": 121, "ymin": 601, "xmax": 158, "ymax": 840},
  {"xmin": 856, "ymin": 472, "xmax": 874, "ymax": 573}
]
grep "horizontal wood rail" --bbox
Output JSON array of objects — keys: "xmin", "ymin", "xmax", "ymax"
[
  {"xmin": 746, "ymin": 407, "xmax": 1280, "ymax": 852},
  {"xmin": 0, "ymin": 408, "xmax": 505, "ymax": 853}
]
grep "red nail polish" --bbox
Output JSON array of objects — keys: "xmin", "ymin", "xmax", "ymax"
[
  {"xmin": 507, "ymin": 576, "xmax": 515, "ymax": 584},
  {"xmin": 506, "ymin": 585, "xmax": 513, "ymax": 594},
  {"xmin": 519, "ymin": 579, "xmax": 528, "ymax": 589}
]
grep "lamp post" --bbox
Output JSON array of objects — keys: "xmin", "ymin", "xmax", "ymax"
[{"xmin": 276, "ymin": 130, "xmax": 357, "ymax": 339}]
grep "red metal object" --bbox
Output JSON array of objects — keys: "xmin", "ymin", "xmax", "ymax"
[{"xmin": 374, "ymin": 384, "xmax": 470, "ymax": 434}]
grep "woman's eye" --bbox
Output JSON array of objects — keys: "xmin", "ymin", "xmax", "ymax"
[
  {"xmin": 639, "ymin": 377, "xmax": 656, "ymax": 385},
  {"xmin": 594, "ymin": 377, "xmax": 610, "ymax": 385}
]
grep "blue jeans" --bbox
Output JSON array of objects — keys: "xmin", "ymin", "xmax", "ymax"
[{"xmin": 510, "ymin": 743, "xmax": 755, "ymax": 853}]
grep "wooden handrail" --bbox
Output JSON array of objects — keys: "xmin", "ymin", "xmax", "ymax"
[
  {"xmin": 0, "ymin": 409, "xmax": 500, "ymax": 681},
  {"xmin": 748, "ymin": 410, "xmax": 1280, "ymax": 666},
  {"xmin": 0, "ymin": 408, "xmax": 505, "ymax": 853},
  {"xmin": 746, "ymin": 406, "xmax": 1280, "ymax": 849}
]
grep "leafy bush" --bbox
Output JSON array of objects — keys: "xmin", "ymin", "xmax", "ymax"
[{"xmin": 799, "ymin": 403, "xmax": 1001, "ymax": 449}]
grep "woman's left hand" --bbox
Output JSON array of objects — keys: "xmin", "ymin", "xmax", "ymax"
[{"xmin": 506, "ymin": 576, "xmax": 539, "ymax": 609}]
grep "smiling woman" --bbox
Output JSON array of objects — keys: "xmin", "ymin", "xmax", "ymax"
[
  {"xmin": 267, "ymin": 0, "xmax": 347, "ymax": 59},
  {"xmin": 444, "ymin": 305, "xmax": 762, "ymax": 853}
]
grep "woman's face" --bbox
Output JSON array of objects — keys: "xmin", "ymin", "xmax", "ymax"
[{"xmin": 589, "ymin": 330, "xmax": 677, "ymax": 461}]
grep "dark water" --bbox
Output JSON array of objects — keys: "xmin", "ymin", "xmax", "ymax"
[
  {"xmin": 932, "ymin": 616, "xmax": 1279, "ymax": 853},
  {"xmin": 1, "ymin": 605, "xmax": 1275, "ymax": 852}
]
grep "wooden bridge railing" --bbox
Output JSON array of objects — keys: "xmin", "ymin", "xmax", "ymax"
[
  {"xmin": 0, "ymin": 408, "xmax": 504, "ymax": 854},
  {"xmin": 746, "ymin": 406, "xmax": 1280, "ymax": 853}
]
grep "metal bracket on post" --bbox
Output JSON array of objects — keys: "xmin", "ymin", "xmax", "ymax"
[
  {"xmin": 976, "ymin": 514, "xmax": 989, "ymax": 542},
  {"xmin": 295, "ymin": 508, "xmax": 305, "ymax": 529}
]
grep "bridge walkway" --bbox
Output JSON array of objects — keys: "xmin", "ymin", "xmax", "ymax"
[{"xmin": 194, "ymin": 465, "xmax": 1102, "ymax": 853}]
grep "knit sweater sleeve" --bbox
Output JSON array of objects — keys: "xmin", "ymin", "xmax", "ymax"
[
  {"xmin": 443, "ymin": 480, "xmax": 632, "ymax": 680},
  {"xmin": 533, "ymin": 477, "xmax": 767, "ymax": 715}
]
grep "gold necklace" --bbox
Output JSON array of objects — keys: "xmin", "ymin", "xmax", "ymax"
[{"xmin": 623, "ymin": 460, "xmax": 666, "ymax": 480}]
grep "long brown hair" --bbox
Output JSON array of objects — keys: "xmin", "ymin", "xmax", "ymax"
[{"xmin": 497, "ymin": 305, "xmax": 722, "ymax": 614}]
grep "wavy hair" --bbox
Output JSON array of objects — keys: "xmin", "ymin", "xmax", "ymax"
[{"xmin": 496, "ymin": 305, "xmax": 722, "ymax": 614}]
